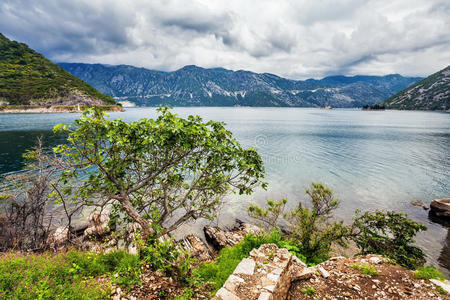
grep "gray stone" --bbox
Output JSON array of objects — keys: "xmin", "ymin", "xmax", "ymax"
[
  {"xmin": 430, "ymin": 279, "xmax": 450, "ymax": 294},
  {"xmin": 234, "ymin": 258, "xmax": 255, "ymax": 275},
  {"xmin": 223, "ymin": 275, "xmax": 244, "ymax": 293},
  {"xmin": 410, "ymin": 200, "xmax": 429, "ymax": 210},
  {"xmin": 258, "ymin": 292, "xmax": 272, "ymax": 300},
  {"xmin": 369, "ymin": 256, "xmax": 382, "ymax": 264},
  {"xmin": 318, "ymin": 266, "xmax": 330, "ymax": 278},
  {"xmin": 215, "ymin": 287, "xmax": 240, "ymax": 300}
]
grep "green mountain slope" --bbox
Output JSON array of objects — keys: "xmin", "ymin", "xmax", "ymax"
[
  {"xmin": 0, "ymin": 33, "xmax": 115, "ymax": 106},
  {"xmin": 381, "ymin": 66, "xmax": 450, "ymax": 110}
]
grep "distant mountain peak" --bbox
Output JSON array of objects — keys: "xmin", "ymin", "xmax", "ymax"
[{"xmin": 59, "ymin": 62, "xmax": 424, "ymax": 108}]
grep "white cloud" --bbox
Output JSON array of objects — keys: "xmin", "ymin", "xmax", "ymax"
[{"xmin": 0, "ymin": 0, "xmax": 449, "ymax": 79}]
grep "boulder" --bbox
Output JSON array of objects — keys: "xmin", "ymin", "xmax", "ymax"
[
  {"xmin": 204, "ymin": 221, "xmax": 262, "ymax": 251},
  {"xmin": 83, "ymin": 210, "xmax": 111, "ymax": 239},
  {"xmin": 410, "ymin": 200, "xmax": 429, "ymax": 210},
  {"xmin": 47, "ymin": 226, "xmax": 69, "ymax": 248},
  {"xmin": 204, "ymin": 225, "xmax": 242, "ymax": 250},
  {"xmin": 430, "ymin": 198, "xmax": 450, "ymax": 218}
]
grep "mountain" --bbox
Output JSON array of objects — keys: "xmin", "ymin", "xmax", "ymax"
[
  {"xmin": 381, "ymin": 66, "xmax": 450, "ymax": 110},
  {"xmin": 0, "ymin": 33, "xmax": 116, "ymax": 107},
  {"xmin": 59, "ymin": 63, "xmax": 422, "ymax": 108}
]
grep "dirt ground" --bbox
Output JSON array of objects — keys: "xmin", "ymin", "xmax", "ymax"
[{"xmin": 288, "ymin": 255, "xmax": 450, "ymax": 300}]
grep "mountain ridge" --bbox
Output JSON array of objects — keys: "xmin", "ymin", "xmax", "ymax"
[
  {"xmin": 59, "ymin": 62, "xmax": 422, "ymax": 108},
  {"xmin": 381, "ymin": 65, "xmax": 450, "ymax": 110}
]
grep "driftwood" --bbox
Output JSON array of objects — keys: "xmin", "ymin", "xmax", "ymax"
[
  {"xmin": 204, "ymin": 220, "xmax": 262, "ymax": 251},
  {"xmin": 180, "ymin": 234, "xmax": 215, "ymax": 261}
]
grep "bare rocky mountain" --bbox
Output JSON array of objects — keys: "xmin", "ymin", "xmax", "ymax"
[{"xmin": 59, "ymin": 63, "xmax": 422, "ymax": 108}]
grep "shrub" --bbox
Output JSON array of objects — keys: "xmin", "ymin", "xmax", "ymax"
[
  {"xmin": 139, "ymin": 238, "xmax": 194, "ymax": 283},
  {"xmin": 248, "ymin": 198, "xmax": 287, "ymax": 230},
  {"xmin": 414, "ymin": 266, "xmax": 446, "ymax": 280},
  {"xmin": 248, "ymin": 183, "xmax": 350, "ymax": 263},
  {"xmin": 351, "ymin": 210, "xmax": 427, "ymax": 269},
  {"xmin": 350, "ymin": 263, "xmax": 378, "ymax": 276}
]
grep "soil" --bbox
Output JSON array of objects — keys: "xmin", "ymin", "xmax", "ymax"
[{"xmin": 287, "ymin": 255, "xmax": 450, "ymax": 300}]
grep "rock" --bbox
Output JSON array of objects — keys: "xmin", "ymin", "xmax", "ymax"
[
  {"xmin": 125, "ymin": 223, "xmax": 141, "ymax": 243},
  {"xmin": 204, "ymin": 222, "xmax": 262, "ymax": 251},
  {"xmin": 69, "ymin": 223, "xmax": 89, "ymax": 236},
  {"xmin": 234, "ymin": 258, "xmax": 256, "ymax": 275},
  {"xmin": 318, "ymin": 266, "xmax": 330, "ymax": 278},
  {"xmin": 213, "ymin": 244, "xmax": 295, "ymax": 300},
  {"xmin": 369, "ymin": 256, "xmax": 382, "ymax": 264},
  {"xmin": 47, "ymin": 226, "xmax": 68, "ymax": 248},
  {"xmin": 430, "ymin": 198, "xmax": 450, "ymax": 218},
  {"xmin": 83, "ymin": 210, "xmax": 110, "ymax": 239},
  {"xmin": 410, "ymin": 200, "xmax": 429, "ymax": 210},
  {"xmin": 215, "ymin": 287, "xmax": 240, "ymax": 300},
  {"xmin": 204, "ymin": 225, "xmax": 242, "ymax": 250},
  {"xmin": 180, "ymin": 234, "xmax": 214, "ymax": 261},
  {"xmin": 258, "ymin": 292, "xmax": 272, "ymax": 300},
  {"xmin": 430, "ymin": 279, "xmax": 450, "ymax": 294}
]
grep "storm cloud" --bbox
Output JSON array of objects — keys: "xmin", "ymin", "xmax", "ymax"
[{"xmin": 1, "ymin": 0, "xmax": 449, "ymax": 79}]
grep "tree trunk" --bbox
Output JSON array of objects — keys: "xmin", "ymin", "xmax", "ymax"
[{"xmin": 119, "ymin": 196, "xmax": 154, "ymax": 240}]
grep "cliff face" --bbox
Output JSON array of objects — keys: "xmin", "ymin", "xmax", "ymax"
[
  {"xmin": 381, "ymin": 66, "xmax": 450, "ymax": 110},
  {"xmin": 59, "ymin": 62, "xmax": 422, "ymax": 108},
  {"xmin": 0, "ymin": 33, "xmax": 116, "ymax": 106}
]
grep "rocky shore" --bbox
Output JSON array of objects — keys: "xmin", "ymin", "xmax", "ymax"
[{"xmin": 46, "ymin": 210, "xmax": 449, "ymax": 300}]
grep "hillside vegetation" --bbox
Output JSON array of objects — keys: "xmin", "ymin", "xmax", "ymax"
[
  {"xmin": 0, "ymin": 33, "xmax": 115, "ymax": 106},
  {"xmin": 381, "ymin": 66, "xmax": 450, "ymax": 110}
]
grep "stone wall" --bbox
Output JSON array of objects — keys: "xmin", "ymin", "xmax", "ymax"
[{"xmin": 213, "ymin": 244, "xmax": 306, "ymax": 300}]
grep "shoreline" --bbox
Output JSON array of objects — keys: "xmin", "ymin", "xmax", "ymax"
[{"xmin": 0, "ymin": 105, "xmax": 124, "ymax": 114}]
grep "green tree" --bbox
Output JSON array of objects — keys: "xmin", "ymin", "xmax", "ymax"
[
  {"xmin": 351, "ymin": 210, "xmax": 427, "ymax": 269},
  {"xmin": 54, "ymin": 108, "xmax": 266, "ymax": 239}
]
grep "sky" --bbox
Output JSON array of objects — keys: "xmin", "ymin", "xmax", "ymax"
[{"xmin": 1, "ymin": 0, "xmax": 449, "ymax": 79}]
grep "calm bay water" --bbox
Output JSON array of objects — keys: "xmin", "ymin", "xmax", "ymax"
[{"xmin": 1, "ymin": 107, "xmax": 449, "ymax": 274}]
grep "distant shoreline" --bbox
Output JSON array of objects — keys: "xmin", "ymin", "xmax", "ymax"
[{"xmin": 0, "ymin": 105, "xmax": 124, "ymax": 114}]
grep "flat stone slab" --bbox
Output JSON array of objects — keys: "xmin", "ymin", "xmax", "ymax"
[
  {"xmin": 234, "ymin": 258, "xmax": 256, "ymax": 275},
  {"xmin": 430, "ymin": 279, "xmax": 450, "ymax": 294}
]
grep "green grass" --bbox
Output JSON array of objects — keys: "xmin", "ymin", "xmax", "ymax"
[
  {"xmin": 438, "ymin": 286, "xmax": 448, "ymax": 295},
  {"xmin": 414, "ymin": 266, "xmax": 446, "ymax": 280},
  {"xmin": 350, "ymin": 263, "xmax": 378, "ymax": 276},
  {"xmin": 0, "ymin": 250, "xmax": 141, "ymax": 299},
  {"xmin": 301, "ymin": 286, "xmax": 315, "ymax": 296}
]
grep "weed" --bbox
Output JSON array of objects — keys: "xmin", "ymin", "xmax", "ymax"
[{"xmin": 350, "ymin": 263, "xmax": 378, "ymax": 276}]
